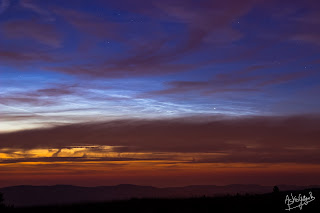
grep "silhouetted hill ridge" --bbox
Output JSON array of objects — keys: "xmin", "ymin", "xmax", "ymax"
[{"xmin": 1, "ymin": 184, "xmax": 319, "ymax": 207}]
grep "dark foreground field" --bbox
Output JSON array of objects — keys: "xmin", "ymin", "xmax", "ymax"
[{"xmin": 1, "ymin": 188, "xmax": 319, "ymax": 213}]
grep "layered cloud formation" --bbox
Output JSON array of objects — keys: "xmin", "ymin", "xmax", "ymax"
[
  {"xmin": 1, "ymin": 115, "xmax": 320, "ymax": 186},
  {"xmin": 1, "ymin": 115, "xmax": 320, "ymax": 163},
  {"xmin": 0, "ymin": 0, "xmax": 320, "ymax": 186}
]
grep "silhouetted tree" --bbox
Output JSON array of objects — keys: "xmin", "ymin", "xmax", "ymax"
[
  {"xmin": 272, "ymin": 186, "xmax": 281, "ymax": 210},
  {"xmin": 0, "ymin": 192, "xmax": 4, "ymax": 208}
]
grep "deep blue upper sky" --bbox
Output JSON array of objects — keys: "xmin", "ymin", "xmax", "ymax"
[{"xmin": 0, "ymin": 0, "xmax": 320, "ymax": 132}]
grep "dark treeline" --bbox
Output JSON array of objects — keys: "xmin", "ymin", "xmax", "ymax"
[{"xmin": 1, "ymin": 188, "xmax": 319, "ymax": 213}]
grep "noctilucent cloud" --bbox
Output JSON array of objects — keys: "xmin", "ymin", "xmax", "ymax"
[{"xmin": 1, "ymin": 0, "xmax": 319, "ymax": 132}]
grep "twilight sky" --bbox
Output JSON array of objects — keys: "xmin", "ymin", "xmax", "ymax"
[{"xmin": 0, "ymin": 0, "xmax": 320, "ymax": 187}]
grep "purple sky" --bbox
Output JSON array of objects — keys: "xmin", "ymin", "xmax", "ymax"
[{"xmin": 1, "ymin": 0, "xmax": 319, "ymax": 132}]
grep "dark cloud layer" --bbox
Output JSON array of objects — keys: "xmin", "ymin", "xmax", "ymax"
[
  {"xmin": 1, "ymin": 115, "xmax": 319, "ymax": 164},
  {"xmin": 0, "ymin": 157, "xmax": 158, "ymax": 164}
]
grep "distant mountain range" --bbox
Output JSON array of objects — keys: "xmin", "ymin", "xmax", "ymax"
[{"xmin": 1, "ymin": 184, "xmax": 319, "ymax": 207}]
